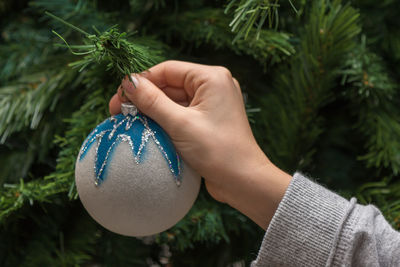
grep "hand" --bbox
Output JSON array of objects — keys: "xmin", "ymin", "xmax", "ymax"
[{"xmin": 109, "ymin": 60, "xmax": 292, "ymax": 229}]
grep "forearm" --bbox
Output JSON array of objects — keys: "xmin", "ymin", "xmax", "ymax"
[
  {"xmin": 252, "ymin": 173, "xmax": 400, "ymax": 266},
  {"xmin": 218, "ymin": 150, "xmax": 292, "ymax": 229}
]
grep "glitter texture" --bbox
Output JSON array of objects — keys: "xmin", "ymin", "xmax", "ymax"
[
  {"xmin": 79, "ymin": 112, "xmax": 182, "ymax": 186},
  {"xmin": 75, "ymin": 138, "xmax": 201, "ymax": 236}
]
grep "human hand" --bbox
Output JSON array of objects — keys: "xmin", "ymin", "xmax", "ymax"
[
  {"xmin": 109, "ymin": 60, "xmax": 264, "ymax": 202},
  {"xmin": 109, "ymin": 60, "xmax": 291, "ymax": 229}
]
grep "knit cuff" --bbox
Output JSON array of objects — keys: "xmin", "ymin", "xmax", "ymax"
[{"xmin": 251, "ymin": 172, "xmax": 354, "ymax": 267}]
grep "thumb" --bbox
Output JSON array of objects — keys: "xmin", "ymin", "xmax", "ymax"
[{"xmin": 121, "ymin": 74, "xmax": 184, "ymax": 132}]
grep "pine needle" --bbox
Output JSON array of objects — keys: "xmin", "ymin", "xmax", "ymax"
[
  {"xmin": 225, "ymin": 0, "xmax": 298, "ymax": 43},
  {"xmin": 45, "ymin": 11, "xmax": 157, "ymax": 85}
]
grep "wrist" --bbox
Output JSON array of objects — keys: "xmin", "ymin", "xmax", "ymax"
[{"xmin": 221, "ymin": 151, "xmax": 292, "ymax": 229}]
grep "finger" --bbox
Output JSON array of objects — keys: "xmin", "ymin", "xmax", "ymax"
[
  {"xmin": 109, "ymin": 93, "xmax": 122, "ymax": 115},
  {"xmin": 232, "ymin": 77, "xmax": 243, "ymax": 97},
  {"xmin": 121, "ymin": 74, "xmax": 186, "ymax": 132},
  {"xmin": 117, "ymin": 85, "xmax": 129, "ymax": 103},
  {"xmin": 177, "ymin": 101, "xmax": 189, "ymax": 107},
  {"xmin": 232, "ymin": 77, "xmax": 240, "ymax": 89},
  {"xmin": 162, "ymin": 86, "xmax": 188, "ymax": 102},
  {"xmin": 141, "ymin": 60, "xmax": 215, "ymax": 98}
]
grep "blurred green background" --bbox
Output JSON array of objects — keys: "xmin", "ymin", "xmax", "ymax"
[{"xmin": 1, "ymin": 0, "xmax": 399, "ymax": 266}]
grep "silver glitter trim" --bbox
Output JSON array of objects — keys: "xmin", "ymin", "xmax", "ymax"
[
  {"xmin": 109, "ymin": 117, "xmax": 128, "ymax": 140},
  {"xmin": 78, "ymin": 128, "xmax": 99, "ymax": 159},
  {"xmin": 142, "ymin": 117, "xmax": 182, "ymax": 186},
  {"xmin": 79, "ymin": 113, "xmax": 182, "ymax": 187},
  {"xmin": 95, "ymin": 131, "xmax": 116, "ymax": 186}
]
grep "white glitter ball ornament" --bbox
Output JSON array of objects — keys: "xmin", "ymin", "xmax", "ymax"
[{"xmin": 75, "ymin": 102, "xmax": 201, "ymax": 237}]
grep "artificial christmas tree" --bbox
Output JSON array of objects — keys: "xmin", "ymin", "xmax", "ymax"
[{"xmin": 1, "ymin": 0, "xmax": 399, "ymax": 266}]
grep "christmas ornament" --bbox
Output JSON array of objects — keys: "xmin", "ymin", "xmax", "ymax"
[{"xmin": 75, "ymin": 102, "xmax": 201, "ymax": 237}]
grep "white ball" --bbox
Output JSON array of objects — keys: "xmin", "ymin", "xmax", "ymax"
[{"xmin": 75, "ymin": 113, "xmax": 201, "ymax": 237}]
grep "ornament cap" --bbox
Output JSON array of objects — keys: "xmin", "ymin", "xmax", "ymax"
[{"xmin": 121, "ymin": 102, "xmax": 138, "ymax": 116}]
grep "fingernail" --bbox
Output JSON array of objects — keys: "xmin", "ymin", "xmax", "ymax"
[
  {"xmin": 130, "ymin": 74, "xmax": 139, "ymax": 87},
  {"xmin": 122, "ymin": 74, "xmax": 139, "ymax": 94},
  {"xmin": 118, "ymin": 85, "xmax": 129, "ymax": 102}
]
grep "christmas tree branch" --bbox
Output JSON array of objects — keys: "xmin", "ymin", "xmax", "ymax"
[
  {"xmin": 225, "ymin": 0, "xmax": 297, "ymax": 43},
  {"xmin": 0, "ymin": 69, "xmax": 79, "ymax": 143},
  {"xmin": 341, "ymin": 36, "xmax": 400, "ymax": 174},
  {"xmin": 340, "ymin": 37, "xmax": 400, "ymax": 229},
  {"xmin": 0, "ymin": 11, "xmax": 164, "ymax": 221},
  {"xmin": 45, "ymin": 12, "xmax": 159, "ymax": 83},
  {"xmin": 160, "ymin": 8, "xmax": 295, "ymax": 70},
  {"xmin": 0, "ymin": 86, "xmax": 108, "ymax": 221},
  {"xmin": 254, "ymin": 0, "xmax": 361, "ymax": 170},
  {"xmin": 3, "ymin": 0, "xmax": 400, "ymax": 265}
]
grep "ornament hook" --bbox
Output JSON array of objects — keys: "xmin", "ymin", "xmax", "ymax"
[{"xmin": 121, "ymin": 102, "xmax": 138, "ymax": 116}]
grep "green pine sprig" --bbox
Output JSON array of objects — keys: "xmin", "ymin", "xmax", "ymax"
[
  {"xmin": 45, "ymin": 11, "xmax": 157, "ymax": 86},
  {"xmin": 224, "ymin": 0, "xmax": 297, "ymax": 43}
]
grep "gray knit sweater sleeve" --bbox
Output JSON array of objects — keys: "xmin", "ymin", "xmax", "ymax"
[{"xmin": 251, "ymin": 173, "xmax": 400, "ymax": 267}]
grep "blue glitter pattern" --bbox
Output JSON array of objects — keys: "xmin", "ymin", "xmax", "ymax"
[{"xmin": 78, "ymin": 113, "xmax": 182, "ymax": 186}]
